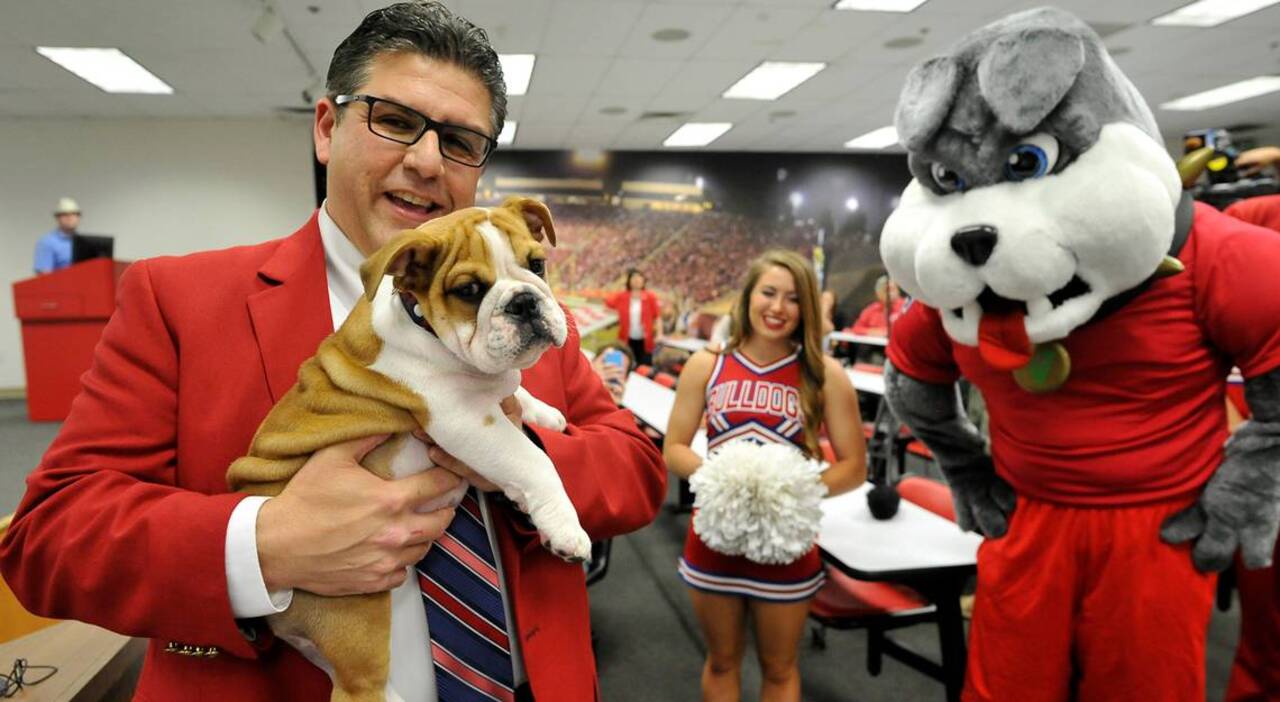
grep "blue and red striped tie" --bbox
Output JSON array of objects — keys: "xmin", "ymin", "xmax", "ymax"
[{"xmin": 417, "ymin": 488, "xmax": 516, "ymax": 702}]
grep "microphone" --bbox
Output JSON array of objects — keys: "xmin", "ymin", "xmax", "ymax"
[{"xmin": 866, "ymin": 481, "xmax": 901, "ymax": 520}]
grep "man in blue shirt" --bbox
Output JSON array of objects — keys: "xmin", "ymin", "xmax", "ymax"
[{"xmin": 34, "ymin": 197, "xmax": 80, "ymax": 274}]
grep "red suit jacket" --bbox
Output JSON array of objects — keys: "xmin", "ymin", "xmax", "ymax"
[{"xmin": 0, "ymin": 213, "xmax": 666, "ymax": 701}]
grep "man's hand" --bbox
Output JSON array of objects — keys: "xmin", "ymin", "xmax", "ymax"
[
  {"xmin": 1235, "ymin": 146, "xmax": 1280, "ymax": 176},
  {"xmin": 414, "ymin": 395, "xmax": 524, "ymax": 493},
  {"xmin": 256, "ymin": 434, "xmax": 464, "ymax": 596}
]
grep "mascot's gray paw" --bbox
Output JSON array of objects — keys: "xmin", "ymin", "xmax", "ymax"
[
  {"xmin": 945, "ymin": 457, "xmax": 1017, "ymax": 538},
  {"xmin": 1160, "ymin": 421, "xmax": 1280, "ymax": 572}
]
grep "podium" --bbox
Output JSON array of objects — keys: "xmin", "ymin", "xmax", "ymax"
[{"xmin": 12, "ymin": 258, "xmax": 129, "ymax": 421}]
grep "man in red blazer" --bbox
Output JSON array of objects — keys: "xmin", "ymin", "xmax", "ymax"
[{"xmin": 0, "ymin": 4, "xmax": 666, "ymax": 700}]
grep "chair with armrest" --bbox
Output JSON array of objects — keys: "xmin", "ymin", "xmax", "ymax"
[{"xmin": 808, "ymin": 477, "xmax": 959, "ymax": 679}]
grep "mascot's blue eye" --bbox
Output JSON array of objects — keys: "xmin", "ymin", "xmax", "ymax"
[
  {"xmin": 1004, "ymin": 133, "xmax": 1061, "ymax": 182},
  {"xmin": 929, "ymin": 162, "xmax": 967, "ymax": 193}
]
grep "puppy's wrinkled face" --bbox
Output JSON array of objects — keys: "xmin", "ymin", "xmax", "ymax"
[{"xmin": 362, "ymin": 198, "xmax": 568, "ymax": 374}]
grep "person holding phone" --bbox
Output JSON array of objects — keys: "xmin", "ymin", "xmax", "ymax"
[{"xmin": 590, "ymin": 343, "xmax": 635, "ymax": 406}]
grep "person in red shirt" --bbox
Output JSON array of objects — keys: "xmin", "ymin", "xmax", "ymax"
[
  {"xmin": 0, "ymin": 4, "xmax": 665, "ymax": 700},
  {"xmin": 1221, "ymin": 192, "xmax": 1280, "ymax": 702},
  {"xmin": 1226, "ymin": 193, "xmax": 1280, "ymax": 234},
  {"xmin": 605, "ymin": 268, "xmax": 661, "ymax": 366},
  {"xmin": 848, "ymin": 275, "xmax": 905, "ymax": 337}
]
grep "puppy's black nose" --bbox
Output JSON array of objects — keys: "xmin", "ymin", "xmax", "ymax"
[
  {"xmin": 505, "ymin": 291, "xmax": 539, "ymax": 320},
  {"xmin": 951, "ymin": 225, "xmax": 999, "ymax": 266}
]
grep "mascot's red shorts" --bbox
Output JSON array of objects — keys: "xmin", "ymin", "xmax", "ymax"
[{"xmin": 964, "ymin": 494, "xmax": 1215, "ymax": 702}]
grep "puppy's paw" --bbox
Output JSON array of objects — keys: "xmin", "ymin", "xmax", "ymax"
[
  {"xmin": 527, "ymin": 405, "xmax": 567, "ymax": 433},
  {"xmin": 540, "ymin": 524, "xmax": 592, "ymax": 563}
]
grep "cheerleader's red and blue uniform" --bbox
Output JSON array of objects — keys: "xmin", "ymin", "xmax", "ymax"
[{"xmin": 677, "ymin": 348, "xmax": 825, "ymax": 602}]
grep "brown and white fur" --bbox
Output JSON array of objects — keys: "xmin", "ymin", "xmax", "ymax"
[{"xmin": 226, "ymin": 197, "xmax": 588, "ymax": 702}]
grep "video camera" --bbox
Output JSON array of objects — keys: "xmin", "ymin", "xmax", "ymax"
[{"xmin": 1183, "ymin": 128, "xmax": 1278, "ymax": 209}]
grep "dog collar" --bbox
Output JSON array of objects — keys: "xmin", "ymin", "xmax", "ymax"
[{"xmin": 398, "ymin": 291, "xmax": 435, "ymax": 336}]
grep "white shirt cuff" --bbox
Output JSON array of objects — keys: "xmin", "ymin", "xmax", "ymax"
[{"xmin": 225, "ymin": 496, "xmax": 294, "ymax": 619}]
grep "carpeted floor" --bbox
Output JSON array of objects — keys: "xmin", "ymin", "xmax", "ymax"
[{"xmin": 0, "ymin": 398, "xmax": 1243, "ymax": 701}]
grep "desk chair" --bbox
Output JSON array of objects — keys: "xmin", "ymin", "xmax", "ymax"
[{"xmin": 808, "ymin": 477, "xmax": 959, "ymax": 679}]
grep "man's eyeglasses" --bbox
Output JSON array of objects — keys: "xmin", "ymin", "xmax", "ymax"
[
  {"xmin": 0, "ymin": 659, "xmax": 57, "ymax": 698},
  {"xmin": 334, "ymin": 94, "xmax": 496, "ymax": 168}
]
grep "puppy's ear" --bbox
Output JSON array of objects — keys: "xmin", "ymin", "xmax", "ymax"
[
  {"xmin": 501, "ymin": 196, "xmax": 557, "ymax": 247},
  {"xmin": 895, "ymin": 56, "xmax": 960, "ymax": 153},
  {"xmin": 358, "ymin": 233, "xmax": 441, "ymax": 301},
  {"xmin": 978, "ymin": 28, "xmax": 1085, "ymax": 133}
]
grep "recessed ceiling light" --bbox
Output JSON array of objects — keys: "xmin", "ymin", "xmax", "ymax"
[
  {"xmin": 36, "ymin": 47, "xmax": 173, "ymax": 94},
  {"xmin": 834, "ymin": 0, "xmax": 930, "ymax": 12},
  {"xmin": 498, "ymin": 121, "xmax": 517, "ymax": 145},
  {"xmin": 843, "ymin": 126, "xmax": 899, "ymax": 149},
  {"xmin": 1152, "ymin": 0, "xmax": 1280, "ymax": 27},
  {"xmin": 664, "ymin": 122, "xmax": 733, "ymax": 147},
  {"xmin": 1160, "ymin": 76, "xmax": 1280, "ymax": 110},
  {"xmin": 499, "ymin": 54, "xmax": 535, "ymax": 96},
  {"xmin": 651, "ymin": 28, "xmax": 691, "ymax": 42},
  {"xmin": 722, "ymin": 61, "xmax": 826, "ymax": 101}
]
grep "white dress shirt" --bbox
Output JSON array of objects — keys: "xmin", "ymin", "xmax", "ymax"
[
  {"xmin": 628, "ymin": 295, "xmax": 643, "ymax": 340},
  {"xmin": 223, "ymin": 203, "xmax": 527, "ymax": 694}
]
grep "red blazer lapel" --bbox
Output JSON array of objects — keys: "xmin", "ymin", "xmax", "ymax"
[{"xmin": 247, "ymin": 211, "xmax": 333, "ymax": 402}]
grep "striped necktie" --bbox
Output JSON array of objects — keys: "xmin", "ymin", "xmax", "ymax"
[{"xmin": 417, "ymin": 488, "xmax": 516, "ymax": 702}]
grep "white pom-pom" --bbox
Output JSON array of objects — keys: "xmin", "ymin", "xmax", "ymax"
[{"xmin": 689, "ymin": 438, "xmax": 829, "ymax": 565}]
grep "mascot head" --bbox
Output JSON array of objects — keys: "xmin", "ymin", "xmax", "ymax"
[{"xmin": 880, "ymin": 7, "xmax": 1183, "ymax": 380}]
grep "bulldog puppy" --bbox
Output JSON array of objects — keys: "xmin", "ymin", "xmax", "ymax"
[{"xmin": 226, "ymin": 196, "xmax": 589, "ymax": 702}]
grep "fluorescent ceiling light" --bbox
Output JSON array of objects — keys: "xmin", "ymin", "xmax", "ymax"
[
  {"xmin": 499, "ymin": 54, "xmax": 535, "ymax": 96},
  {"xmin": 1160, "ymin": 76, "xmax": 1280, "ymax": 110},
  {"xmin": 498, "ymin": 121, "xmax": 517, "ymax": 145},
  {"xmin": 664, "ymin": 122, "xmax": 733, "ymax": 148},
  {"xmin": 36, "ymin": 47, "xmax": 173, "ymax": 94},
  {"xmin": 834, "ymin": 0, "xmax": 930, "ymax": 11},
  {"xmin": 1151, "ymin": 0, "xmax": 1280, "ymax": 27},
  {"xmin": 723, "ymin": 62, "xmax": 826, "ymax": 101},
  {"xmin": 843, "ymin": 126, "xmax": 899, "ymax": 149}
]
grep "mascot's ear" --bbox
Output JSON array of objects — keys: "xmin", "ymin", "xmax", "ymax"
[
  {"xmin": 896, "ymin": 56, "xmax": 960, "ymax": 152},
  {"xmin": 359, "ymin": 232, "xmax": 443, "ymax": 301},
  {"xmin": 978, "ymin": 28, "xmax": 1085, "ymax": 133}
]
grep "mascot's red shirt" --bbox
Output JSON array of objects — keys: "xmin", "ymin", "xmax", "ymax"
[{"xmin": 889, "ymin": 203, "xmax": 1280, "ymax": 506}]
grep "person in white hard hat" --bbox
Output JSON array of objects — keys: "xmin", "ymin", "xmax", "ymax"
[{"xmin": 33, "ymin": 197, "xmax": 81, "ymax": 274}]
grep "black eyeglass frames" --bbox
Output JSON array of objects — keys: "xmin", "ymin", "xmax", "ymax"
[{"xmin": 334, "ymin": 94, "xmax": 497, "ymax": 168}]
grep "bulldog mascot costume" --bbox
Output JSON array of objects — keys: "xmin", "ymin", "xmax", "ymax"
[{"xmin": 880, "ymin": 7, "xmax": 1280, "ymax": 700}]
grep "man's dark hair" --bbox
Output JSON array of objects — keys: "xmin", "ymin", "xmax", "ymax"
[{"xmin": 326, "ymin": 1, "xmax": 507, "ymax": 138}]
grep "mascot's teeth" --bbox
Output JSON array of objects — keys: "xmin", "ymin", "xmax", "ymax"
[
  {"xmin": 961, "ymin": 303, "xmax": 981, "ymax": 325},
  {"xmin": 1027, "ymin": 297, "xmax": 1053, "ymax": 317}
]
